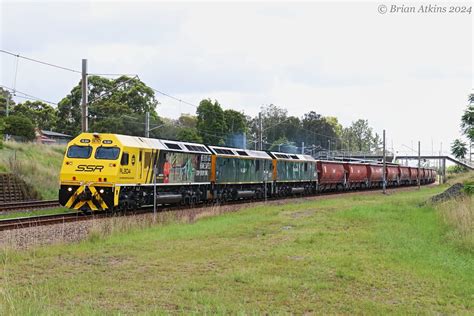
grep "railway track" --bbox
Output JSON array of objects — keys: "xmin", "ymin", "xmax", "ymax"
[
  {"xmin": 0, "ymin": 200, "xmax": 60, "ymax": 212},
  {"xmin": 0, "ymin": 212, "xmax": 96, "ymax": 231}
]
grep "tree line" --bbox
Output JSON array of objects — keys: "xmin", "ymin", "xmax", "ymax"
[
  {"xmin": 451, "ymin": 93, "xmax": 474, "ymax": 160},
  {"xmin": 0, "ymin": 76, "xmax": 381, "ymax": 154}
]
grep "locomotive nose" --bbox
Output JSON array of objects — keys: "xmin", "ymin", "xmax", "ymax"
[
  {"xmin": 59, "ymin": 184, "xmax": 111, "ymax": 212},
  {"xmin": 77, "ymin": 187, "xmax": 93, "ymax": 202}
]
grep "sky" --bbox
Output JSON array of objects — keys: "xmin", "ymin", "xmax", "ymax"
[{"xmin": 0, "ymin": 0, "xmax": 472, "ymax": 155}]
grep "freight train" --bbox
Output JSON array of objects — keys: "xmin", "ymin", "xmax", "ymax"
[{"xmin": 59, "ymin": 133, "xmax": 437, "ymax": 212}]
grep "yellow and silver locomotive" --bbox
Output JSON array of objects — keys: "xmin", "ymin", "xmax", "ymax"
[{"xmin": 59, "ymin": 133, "xmax": 213, "ymax": 212}]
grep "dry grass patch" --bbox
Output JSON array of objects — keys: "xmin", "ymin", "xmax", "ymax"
[{"xmin": 438, "ymin": 196, "xmax": 474, "ymax": 251}]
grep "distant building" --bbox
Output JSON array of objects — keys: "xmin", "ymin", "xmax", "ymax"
[{"xmin": 35, "ymin": 129, "xmax": 72, "ymax": 145}]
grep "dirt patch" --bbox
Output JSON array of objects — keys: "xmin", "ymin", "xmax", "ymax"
[{"xmin": 290, "ymin": 210, "xmax": 315, "ymax": 218}]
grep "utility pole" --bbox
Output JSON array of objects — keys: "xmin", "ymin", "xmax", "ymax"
[
  {"xmin": 153, "ymin": 153, "xmax": 157, "ymax": 223},
  {"xmin": 383, "ymin": 130, "xmax": 386, "ymax": 194},
  {"xmin": 470, "ymin": 140, "xmax": 472, "ymax": 162},
  {"xmin": 145, "ymin": 111, "xmax": 150, "ymax": 138},
  {"xmin": 81, "ymin": 59, "xmax": 88, "ymax": 132},
  {"xmin": 417, "ymin": 141, "xmax": 421, "ymax": 189},
  {"xmin": 328, "ymin": 140, "xmax": 331, "ymax": 158},
  {"xmin": 301, "ymin": 142, "xmax": 304, "ymax": 154},
  {"xmin": 441, "ymin": 158, "xmax": 446, "ymax": 183},
  {"xmin": 259, "ymin": 112, "xmax": 263, "ymax": 151}
]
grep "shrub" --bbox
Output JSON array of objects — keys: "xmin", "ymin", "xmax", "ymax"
[
  {"xmin": 4, "ymin": 115, "xmax": 35, "ymax": 141},
  {"xmin": 464, "ymin": 182, "xmax": 474, "ymax": 195},
  {"xmin": 447, "ymin": 165, "xmax": 468, "ymax": 174}
]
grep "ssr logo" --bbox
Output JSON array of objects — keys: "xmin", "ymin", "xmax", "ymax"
[{"xmin": 75, "ymin": 165, "xmax": 104, "ymax": 172}]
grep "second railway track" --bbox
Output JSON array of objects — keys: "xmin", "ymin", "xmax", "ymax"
[
  {"xmin": 0, "ymin": 212, "xmax": 97, "ymax": 231},
  {"xmin": 0, "ymin": 200, "xmax": 60, "ymax": 213}
]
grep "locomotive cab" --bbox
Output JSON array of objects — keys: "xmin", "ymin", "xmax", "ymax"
[{"xmin": 59, "ymin": 133, "xmax": 122, "ymax": 212}]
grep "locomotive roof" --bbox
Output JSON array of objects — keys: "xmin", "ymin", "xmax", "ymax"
[
  {"xmin": 110, "ymin": 134, "xmax": 212, "ymax": 154},
  {"xmin": 208, "ymin": 145, "xmax": 272, "ymax": 159},
  {"xmin": 269, "ymin": 151, "xmax": 316, "ymax": 162}
]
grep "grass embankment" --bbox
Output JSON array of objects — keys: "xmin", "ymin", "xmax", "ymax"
[
  {"xmin": 0, "ymin": 141, "xmax": 65, "ymax": 199},
  {"xmin": 1, "ymin": 185, "xmax": 473, "ymax": 314}
]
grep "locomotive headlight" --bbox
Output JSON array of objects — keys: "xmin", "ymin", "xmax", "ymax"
[
  {"xmin": 67, "ymin": 187, "xmax": 73, "ymax": 192},
  {"xmin": 99, "ymin": 189, "xmax": 104, "ymax": 194}
]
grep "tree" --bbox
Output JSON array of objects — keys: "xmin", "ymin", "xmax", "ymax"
[
  {"xmin": 324, "ymin": 116, "xmax": 343, "ymax": 137},
  {"xmin": 451, "ymin": 139, "xmax": 468, "ymax": 159},
  {"xmin": 11, "ymin": 100, "xmax": 57, "ymax": 130},
  {"xmin": 4, "ymin": 115, "xmax": 35, "ymax": 141},
  {"xmin": 247, "ymin": 104, "xmax": 298, "ymax": 149},
  {"xmin": 371, "ymin": 133, "xmax": 383, "ymax": 154},
  {"xmin": 223, "ymin": 109, "xmax": 248, "ymax": 147},
  {"xmin": 301, "ymin": 111, "xmax": 340, "ymax": 150},
  {"xmin": 176, "ymin": 128, "xmax": 203, "ymax": 143},
  {"xmin": 57, "ymin": 75, "xmax": 159, "ymax": 136},
  {"xmin": 0, "ymin": 88, "xmax": 15, "ymax": 117},
  {"xmin": 268, "ymin": 136, "xmax": 296, "ymax": 152},
  {"xmin": 341, "ymin": 119, "xmax": 375, "ymax": 152},
  {"xmin": 196, "ymin": 99, "xmax": 226, "ymax": 145},
  {"xmin": 259, "ymin": 104, "xmax": 289, "ymax": 145},
  {"xmin": 153, "ymin": 117, "xmax": 179, "ymax": 140},
  {"xmin": 224, "ymin": 109, "xmax": 247, "ymax": 135},
  {"xmin": 178, "ymin": 114, "xmax": 198, "ymax": 129},
  {"xmin": 461, "ymin": 94, "xmax": 474, "ymax": 142}
]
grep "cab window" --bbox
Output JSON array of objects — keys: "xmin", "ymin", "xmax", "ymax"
[
  {"xmin": 121, "ymin": 152, "xmax": 129, "ymax": 165},
  {"xmin": 67, "ymin": 145, "xmax": 92, "ymax": 159},
  {"xmin": 95, "ymin": 147, "xmax": 120, "ymax": 160}
]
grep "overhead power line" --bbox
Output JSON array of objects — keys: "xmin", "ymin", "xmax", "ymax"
[
  {"xmin": 149, "ymin": 87, "xmax": 198, "ymax": 108},
  {"xmin": 0, "ymin": 49, "xmax": 136, "ymax": 77},
  {"xmin": 0, "ymin": 49, "xmax": 82, "ymax": 74},
  {"xmin": 90, "ymin": 72, "xmax": 139, "ymax": 77},
  {"xmin": 0, "ymin": 84, "xmax": 58, "ymax": 106}
]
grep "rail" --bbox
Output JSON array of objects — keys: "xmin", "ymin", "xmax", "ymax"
[
  {"xmin": 0, "ymin": 200, "xmax": 60, "ymax": 212},
  {"xmin": 0, "ymin": 212, "xmax": 91, "ymax": 231}
]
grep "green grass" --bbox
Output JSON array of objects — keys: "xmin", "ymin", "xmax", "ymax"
[
  {"xmin": 0, "ymin": 207, "xmax": 72, "ymax": 220},
  {"xmin": 0, "ymin": 141, "xmax": 65, "ymax": 199},
  {"xmin": 1, "ymin": 186, "xmax": 473, "ymax": 314}
]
